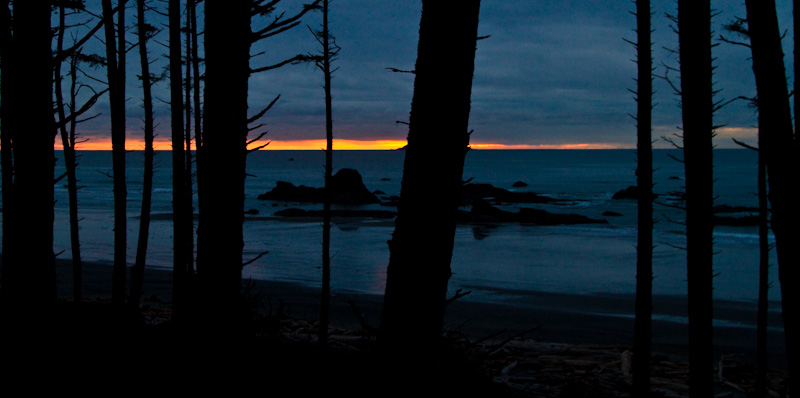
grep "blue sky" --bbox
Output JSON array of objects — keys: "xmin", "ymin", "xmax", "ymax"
[{"xmin": 61, "ymin": 0, "xmax": 795, "ymax": 149}]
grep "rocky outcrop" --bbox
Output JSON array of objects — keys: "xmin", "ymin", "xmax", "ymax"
[
  {"xmin": 257, "ymin": 168, "xmax": 380, "ymax": 204},
  {"xmin": 512, "ymin": 181, "xmax": 529, "ymax": 188},
  {"xmin": 612, "ymin": 185, "xmax": 659, "ymax": 200}
]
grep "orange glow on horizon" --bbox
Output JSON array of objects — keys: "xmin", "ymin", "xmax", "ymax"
[
  {"xmin": 468, "ymin": 142, "xmax": 630, "ymax": 150},
  {"xmin": 53, "ymin": 139, "xmax": 631, "ymax": 151}
]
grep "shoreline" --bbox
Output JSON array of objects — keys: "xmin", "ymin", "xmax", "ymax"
[{"xmin": 54, "ymin": 259, "xmax": 788, "ymax": 369}]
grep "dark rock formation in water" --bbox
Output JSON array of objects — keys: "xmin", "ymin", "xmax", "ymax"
[
  {"xmin": 257, "ymin": 168, "xmax": 380, "ymax": 204},
  {"xmin": 512, "ymin": 180, "xmax": 529, "ymax": 188},
  {"xmin": 612, "ymin": 185, "xmax": 659, "ymax": 200}
]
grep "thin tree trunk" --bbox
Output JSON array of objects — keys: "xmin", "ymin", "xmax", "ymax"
[
  {"xmin": 379, "ymin": 0, "xmax": 481, "ymax": 362},
  {"xmin": 55, "ymin": 5, "xmax": 84, "ymax": 305},
  {"xmin": 168, "ymin": 0, "xmax": 188, "ymax": 320},
  {"xmin": 318, "ymin": 0, "xmax": 334, "ymax": 346},
  {"xmin": 184, "ymin": 2, "xmax": 195, "ymax": 280},
  {"xmin": 67, "ymin": 50, "xmax": 83, "ymax": 304},
  {"xmin": 129, "ymin": 0, "xmax": 155, "ymax": 310},
  {"xmin": 0, "ymin": 0, "xmax": 12, "ymax": 286},
  {"xmin": 632, "ymin": 0, "xmax": 653, "ymax": 396},
  {"xmin": 677, "ymin": 1, "xmax": 715, "ymax": 396},
  {"xmin": 102, "ymin": 0, "xmax": 128, "ymax": 308},
  {"xmin": 189, "ymin": 0, "xmax": 201, "ymax": 281},
  {"xmin": 744, "ymin": 0, "xmax": 798, "ymax": 392},
  {"xmin": 186, "ymin": 0, "xmax": 203, "ymax": 278}
]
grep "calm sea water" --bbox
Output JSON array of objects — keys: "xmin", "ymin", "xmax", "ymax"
[{"xmin": 4, "ymin": 149, "xmax": 779, "ymax": 304}]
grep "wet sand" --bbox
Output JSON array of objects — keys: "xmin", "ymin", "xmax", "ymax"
[{"xmin": 56, "ymin": 259, "xmax": 787, "ymax": 369}]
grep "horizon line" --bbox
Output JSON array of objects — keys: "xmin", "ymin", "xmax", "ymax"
[{"xmin": 52, "ymin": 139, "xmax": 635, "ymax": 151}]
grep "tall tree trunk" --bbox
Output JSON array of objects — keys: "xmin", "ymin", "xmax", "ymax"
[
  {"xmin": 316, "ymin": 0, "xmax": 335, "ymax": 345},
  {"xmin": 55, "ymin": 5, "xmax": 84, "ymax": 305},
  {"xmin": 102, "ymin": 0, "xmax": 128, "ymax": 308},
  {"xmin": 0, "ymin": 0, "xmax": 12, "ymax": 285},
  {"xmin": 184, "ymin": 1, "xmax": 195, "ymax": 280},
  {"xmin": 678, "ymin": 1, "xmax": 715, "ymax": 396},
  {"xmin": 1, "ymin": 0, "xmax": 56, "ymax": 319},
  {"xmin": 379, "ymin": 0, "xmax": 481, "ymax": 361},
  {"xmin": 197, "ymin": 0, "xmax": 250, "ymax": 330},
  {"xmin": 129, "ymin": 0, "xmax": 156, "ymax": 310},
  {"xmin": 67, "ymin": 51, "xmax": 84, "ymax": 304},
  {"xmin": 744, "ymin": 0, "xmax": 798, "ymax": 392},
  {"xmin": 168, "ymin": 0, "xmax": 189, "ymax": 320},
  {"xmin": 632, "ymin": 0, "xmax": 653, "ymax": 396},
  {"xmin": 188, "ymin": 0, "xmax": 201, "ymax": 282}
]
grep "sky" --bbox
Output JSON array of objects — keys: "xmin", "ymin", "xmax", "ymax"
[{"xmin": 54, "ymin": 0, "xmax": 796, "ymax": 150}]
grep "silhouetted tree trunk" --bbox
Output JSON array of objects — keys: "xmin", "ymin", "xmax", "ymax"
[
  {"xmin": 197, "ymin": 0, "xmax": 319, "ymax": 331},
  {"xmin": 51, "ymin": 4, "xmax": 107, "ymax": 306},
  {"xmin": 678, "ymin": 1, "xmax": 715, "ymax": 396},
  {"xmin": 632, "ymin": 0, "xmax": 654, "ymax": 395},
  {"xmin": 188, "ymin": 0, "xmax": 201, "ymax": 282},
  {"xmin": 197, "ymin": 0, "xmax": 249, "ymax": 329},
  {"xmin": 744, "ymin": 0, "xmax": 798, "ymax": 392},
  {"xmin": 183, "ymin": 1, "xmax": 195, "ymax": 281},
  {"xmin": 309, "ymin": 0, "xmax": 338, "ymax": 345},
  {"xmin": 379, "ymin": 0, "xmax": 481, "ymax": 361},
  {"xmin": 169, "ymin": 0, "xmax": 190, "ymax": 320},
  {"xmin": 0, "ymin": 0, "xmax": 56, "ymax": 319},
  {"xmin": 102, "ymin": 0, "xmax": 128, "ymax": 308},
  {"xmin": 0, "ymin": 0, "xmax": 11, "ymax": 282},
  {"xmin": 54, "ymin": 5, "xmax": 83, "ymax": 305},
  {"xmin": 129, "ymin": 0, "xmax": 156, "ymax": 310}
]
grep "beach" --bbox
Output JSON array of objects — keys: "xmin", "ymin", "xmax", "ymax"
[{"xmin": 56, "ymin": 258, "xmax": 787, "ymax": 370}]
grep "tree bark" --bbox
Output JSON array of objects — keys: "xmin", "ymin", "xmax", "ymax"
[
  {"xmin": 55, "ymin": 5, "xmax": 85, "ymax": 305},
  {"xmin": 102, "ymin": 0, "xmax": 128, "ymax": 309},
  {"xmin": 318, "ymin": 0, "xmax": 335, "ymax": 346},
  {"xmin": 130, "ymin": 0, "xmax": 156, "ymax": 310},
  {"xmin": 168, "ymin": 0, "xmax": 189, "ymax": 320},
  {"xmin": 183, "ymin": 1, "xmax": 195, "ymax": 282},
  {"xmin": 197, "ymin": 0, "xmax": 250, "ymax": 330},
  {"xmin": 379, "ymin": 0, "xmax": 481, "ymax": 360},
  {"xmin": 632, "ymin": 0, "xmax": 653, "ymax": 396},
  {"xmin": 744, "ymin": 0, "xmax": 798, "ymax": 392},
  {"xmin": 678, "ymin": 1, "xmax": 715, "ymax": 396},
  {"xmin": 0, "ymin": 0, "xmax": 56, "ymax": 320},
  {"xmin": 0, "ymin": 0, "xmax": 11, "ymax": 284}
]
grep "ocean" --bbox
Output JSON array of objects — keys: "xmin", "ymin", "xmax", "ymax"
[{"xmin": 10, "ymin": 149, "xmax": 778, "ymax": 305}]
